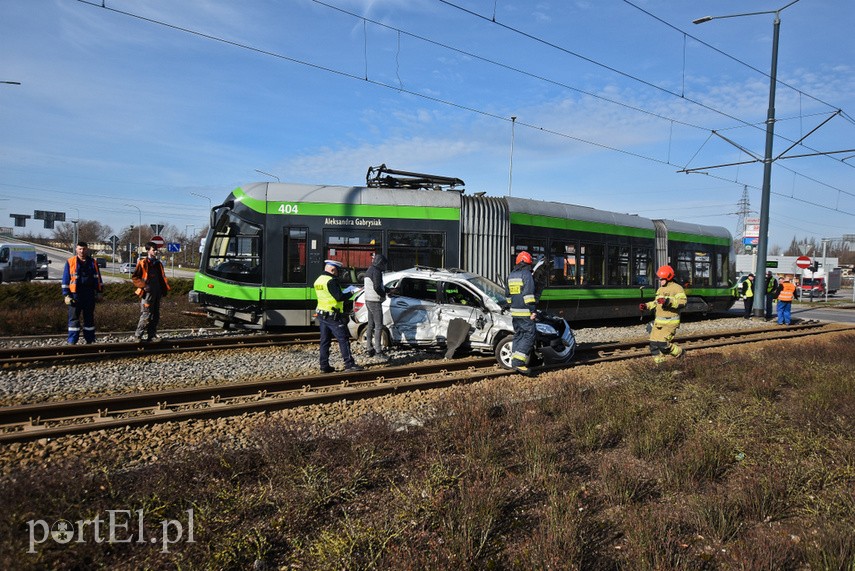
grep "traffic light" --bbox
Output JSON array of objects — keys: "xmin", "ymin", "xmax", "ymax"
[{"xmin": 810, "ymin": 262, "xmax": 820, "ymax": 272}]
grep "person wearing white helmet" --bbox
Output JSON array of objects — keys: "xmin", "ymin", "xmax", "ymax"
[
  {"xmin": 640, "ymin": 264, "xmax": 687, "ymax": 364},
  {"xmin": 314, "ymin": 260, "xmax": 363, "ymax": 373}
]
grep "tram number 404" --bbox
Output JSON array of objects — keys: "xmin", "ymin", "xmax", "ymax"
[{"xmin": 277, "ymin": 204, "xmax": 299, "ymax": 214}]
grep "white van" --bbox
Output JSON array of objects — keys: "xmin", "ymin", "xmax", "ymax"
[{"xmin": 0, "ymin": 244, "xmax": 37, "ymax": 282}]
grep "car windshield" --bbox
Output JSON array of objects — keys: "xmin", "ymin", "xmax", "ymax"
[{"xmin": 465, "ymin": 275, "xmax": 506, "ymax": 304}]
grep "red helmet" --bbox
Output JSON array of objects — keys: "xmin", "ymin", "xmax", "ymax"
[
  {"xmin": 515, "ymin": 251, "xmax": 532, "ymax": 265},
  {"xmin": 656, "ymin": 265, "xmax": 675, "ymax": 281}
]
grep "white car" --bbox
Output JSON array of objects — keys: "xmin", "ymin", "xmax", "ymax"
[
  {"xmin": 120, "ymin": 262, "xmax": 134, "ymax": 274},
  {"xmin": 347, "ymin": 266, "xmax": 575, "ymax": 368}
]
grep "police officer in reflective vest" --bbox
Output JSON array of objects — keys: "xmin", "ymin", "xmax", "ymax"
[
  {"xmin": 741, "ymin": 273, "xmax": 755, "ymax": 319},
  {"xmin": 640, "ymin": 264, "xmax": 687, "ymax": 364},
  {"xmin": 505, "ymin": 251, "xmax": 538, "ymax": 375},
  {"xmin": 314, "ymin": 260, "xmax": 363, "ymax": 373},
  {"xmin": 61, "ymin": 241, "xmax": 103, "ymax": 344}
]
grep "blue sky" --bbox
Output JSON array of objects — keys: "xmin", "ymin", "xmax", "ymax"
[{"xmin": 2, "ymin": 0, "xmax": 853, "ymax": 250}]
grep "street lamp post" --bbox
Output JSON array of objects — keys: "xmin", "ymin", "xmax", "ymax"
[
  {"xmin": 254, "ymin": 169, "xmax": 281, "ymax": 183},
  {"xmin": 124, "ymin": 204, "xmax": 142, "ymax": 256},
  {"xmin": 693, "ymin": 0, "xmax": 800, "ymax": 319},
  {"xmin": 190, "ymin": 192, "xmax": 213, "ymax": 228},
  {"xmin": 185, "ymin": 224, "xmax": 196, "ymax": 265},
  {"xmin": 70, "ymin": 207, "xmax": 80, "ymax": 253}
]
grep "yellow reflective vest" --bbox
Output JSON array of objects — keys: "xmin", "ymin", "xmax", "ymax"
[{"xmin": 314, "ymin": 274, "xmax": 343, "ymax": 313}]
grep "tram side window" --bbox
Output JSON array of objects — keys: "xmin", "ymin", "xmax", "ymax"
[
  {"xmin": 283, "ymin": 227, "xmax": 307, "ymax": 284},
  {"xmin": 675, "ymin": 250, "xmax": 693, "ymax": 286},
  {"xmin": 387, "ymin": 232, "xmax": 444, "ymax": 270},
  {"xmin": 607, "ymin": 245, "xmax": 630, "ymax": 286},
  {"xmin": 718, "ymin": 253, "xmax": 729, "ymax": 286},
  {"xmin": 206, "ymin": 213, "xmax": 262, "ymax": 283},
  {"xmin": 324, "ymin": 229, "xmax": 382, "ymax": 284},
  {"xmin": 578, "ymin": 243, "xmax": 605, "ymax": 285},
  {"xmin": 693, "ymin": 251, "xmax": 711, "ymax": 286},
  {"xmin": 549, "ymin": 241, "xmax": 577, "ymax": 286},
  {"xmin": 633, "ymin": 247, "xmax": 654, "ymax": 286},
  {"xmin": 513, "ymin": 238, "xmax": 546, "ymax": 268}
]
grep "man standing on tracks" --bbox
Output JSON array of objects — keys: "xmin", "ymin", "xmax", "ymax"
[
  {"xmin": 505, "ymin": 251, "xmax": 538, "ymax": 375},
  {"xmin": 640, "ymin": 264, "xmax": 687, "ymax": 364},
  {"xmin": 61, "ymin": 241, "xmax": 103, "ymax": 344},
  {"xmin": 741, "ymin": 273, "xmax": 755, "ymax": 319},
  {"xmin": 363, "ymin": 253, "xmax": 388, "ymax": 359},
  {"xmin": 314, "ymin": 260, "xmax": 363, "ymax": 373},
  {"xmin": 132, "ymin": 241, "xmax": 170, "ymax": 343},
  {"xmin": 775, "ymin": 276, "xmax": 796, "ymax": 325},
  {"xmin": 764, "ymin": 270, "xmax": 778, "ymax": 321}
]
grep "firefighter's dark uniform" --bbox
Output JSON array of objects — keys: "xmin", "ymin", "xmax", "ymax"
[
  {"xmin": 61, "ymin": 255, "xmax": 103, "ymax": 344},
  {"xmin": 505, "ymin": 262, "xmax": 537, "ymax": 373},
  {"xmin": 314, "ymin": 263, "xmax": 360, "ymax": 373},
  {"xmin": 642, "ymin": 280, "xmax": 687, "ymax": 364}
]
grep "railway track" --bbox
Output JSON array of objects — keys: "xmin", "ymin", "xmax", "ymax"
[
  {"xmin": 0, "ymin": 331, "xmax": 321, "ymax": 368},
  {"xmin": 1, "ymin": 321, "xmax": 852, "ymax": 443}
]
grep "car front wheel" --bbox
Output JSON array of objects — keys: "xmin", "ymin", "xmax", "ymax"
[{"xmin": 494, "ymin": 335, "xmax": 514, "ymax": 369}]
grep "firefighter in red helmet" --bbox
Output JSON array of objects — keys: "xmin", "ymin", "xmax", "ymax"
[
  {"xmin": 639, "ymin": 265, "xmax": 687, "ymax": 363},
  {"xmin": 504, "ymin": 250, "xmax": 538, "ymax": 375}
]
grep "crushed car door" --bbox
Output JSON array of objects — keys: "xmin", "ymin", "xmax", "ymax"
[
  {"xmin": 387, "ymin": 277, "xmax": 439, "ymax": 345},
  {"xmin": 435, "ymin": 281, "xmax": 493, "ymax": 345}
]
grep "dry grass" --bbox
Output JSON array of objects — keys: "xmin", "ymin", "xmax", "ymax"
[
  {"xmin": 1, "ymin": 333, "xmax": 854, "ymax": 568},
  {"xmin": 0, "ymin": 279, "xmax": 200, "ymax": 335}
]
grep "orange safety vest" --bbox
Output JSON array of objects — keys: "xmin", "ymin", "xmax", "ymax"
[
  {"xmin": 777, "ymin": 282, "xmax": 796, "ymax": 302},
  {"xmin": 133, "ymin": 257, "xmax": 171, "ymax": 297},
  {"xmin": 66, "ymin": 256, "xmax": 103, "ymax": 293}
]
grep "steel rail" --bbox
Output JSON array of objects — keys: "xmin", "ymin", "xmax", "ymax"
[
  {"xmin": 1, "ymin": 322, "xmax": 852, "ymax": 443},
  {"xmin": 0, "ymin": 331, "xmax": 321, "ymax": 368}
]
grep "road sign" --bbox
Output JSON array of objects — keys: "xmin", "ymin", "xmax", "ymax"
[
  {"xmin": 150, "ymin": 235, "xmax": 165, "ymax": 249},
  {"xmin": 150, "ymin": 224, "xmax": 164, "ymax": 234},
  {"xmin": 167, "ymin": 242, "xmax": 181, "ymax": 253},
  {"xmin": 109, "ymin": 235, "xmax": 120, "ymax": 247},
  {"xmin": 796, "ymin": 256, "xmax": 811, "ymax": 269}
]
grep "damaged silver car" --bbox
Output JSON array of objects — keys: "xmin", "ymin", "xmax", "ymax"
[{"xmin": 347, "ymin": 266, "xmax": 575, "ymax": 368}]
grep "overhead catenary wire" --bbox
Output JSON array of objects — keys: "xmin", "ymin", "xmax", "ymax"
[{"xmin": 74, "ymin": 0, "xmax": 854, "ymax": 219}]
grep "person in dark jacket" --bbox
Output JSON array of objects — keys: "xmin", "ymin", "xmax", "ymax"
[
  {"xmin": 132, "ymin": 242, "xmax": 170, "ymax": 343},
  {"xmin": 61, "ymin": 241, "xmax": 103, "ymax": 344},
  {"xmin": 363, "ymin": 253, "xmax": 388, "ymax": 358},
  {"xmin": 505, "ymin": 251, "xmax": 538, "ymax": 375},
  {"xmin": 764, "ymin": 270, "xmax": 778, "ymax": 321}
]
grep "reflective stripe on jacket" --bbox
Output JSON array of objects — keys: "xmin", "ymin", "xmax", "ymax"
[
  {"xmin": 505, "ymin": 266, "xmax": 537, "ymax": 317},
  {"xmin": 777, "ymin": 282, "xmax": 796, "ymax": 302},
  {"xmin": 645, "ymin": 281, "xmax": 687, "ymax": 325},
  {"xmin": 62, "ymin": 256, "xmax": 103, "ymax": 295},
  {"xmin": 314, "ymin": 274, "xmax": 343, "ymax": 313},
  {"xmin": 132, "ymin": 257, "xmax": 170, "ymax": 297}
]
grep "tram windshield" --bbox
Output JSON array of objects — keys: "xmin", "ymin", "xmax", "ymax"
[{"xmin": 206, "ymin": 210, "xmax": 262, "ymax": 283}]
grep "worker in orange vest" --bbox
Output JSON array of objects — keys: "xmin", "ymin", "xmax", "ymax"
[
  {"xmin": 775, "ymin": 276, "xmax": 796, "ymax": 325},
  {"xmin": 132, "ymin": 241, "xmax": 170, "ymax": 342},
  {"xmin": 61, "ymin": 241, "xmax": 103, "ymax": 344}
]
